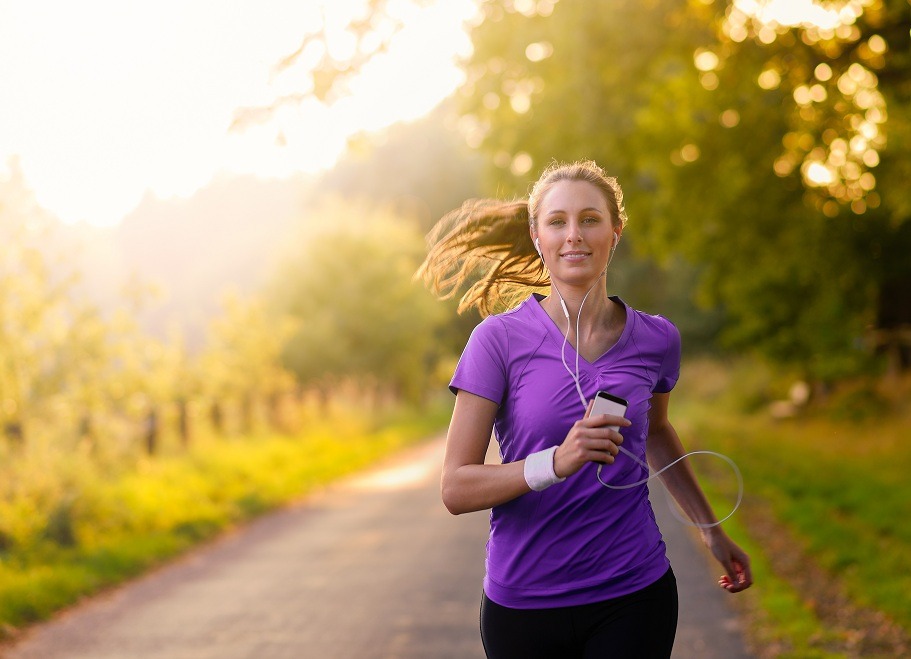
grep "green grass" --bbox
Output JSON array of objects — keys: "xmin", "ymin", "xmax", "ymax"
[
  {"xmin": 673, "ymin": 360, "xmax": 911, "ymax": 656},
  {"xmin": 0, "ymin": 402, "xmax": 450, "ymax": 636}
]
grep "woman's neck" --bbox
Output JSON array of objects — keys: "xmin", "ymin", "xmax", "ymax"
[{"xmin": 542, "ymin": 280, "xmax": 614, "ymax": 336}]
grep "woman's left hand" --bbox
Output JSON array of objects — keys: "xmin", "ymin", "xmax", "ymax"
[{"xmin": 702, "ymin": 529, "xmax": 753, "ymax": 593}]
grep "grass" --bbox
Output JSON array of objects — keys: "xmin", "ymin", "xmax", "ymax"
[
  {"xmin": 673, "ymin": 359, "xmax": 911, "ymax": 657},
  {"xmin": 0, "ymin": 401, "xmax": 450, "ymax": 638}
]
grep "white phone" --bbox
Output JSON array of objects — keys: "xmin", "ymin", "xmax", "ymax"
[{"xmin": 588, "ymin": 391, "xmax": 628, "ymax": 431}]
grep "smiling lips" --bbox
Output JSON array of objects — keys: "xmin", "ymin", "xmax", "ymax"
[{"xmin": 560, "ymin": 251, "xmax": 591, "ymax": 261}]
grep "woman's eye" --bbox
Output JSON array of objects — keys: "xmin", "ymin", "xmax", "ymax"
[{"xmin": 583, "ymin": 216, "xmax": 599, "ymax": 224}]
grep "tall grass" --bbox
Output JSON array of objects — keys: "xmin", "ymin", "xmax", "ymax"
[
  {"xmin": 673, "ymin": 359, "xmax": 911, "ymax": 657},
  {"xmin": 0, "ymin": 400, "xmax": 451, "ymax": 637}
]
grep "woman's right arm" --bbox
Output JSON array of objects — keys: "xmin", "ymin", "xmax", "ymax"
[
  {"xmin": 441, "ymin": 391, "xmax": 529, "ymax": 515},
  {"xmin": 442, "ymin": 391, "xmax": 628, "ymax": 515}
]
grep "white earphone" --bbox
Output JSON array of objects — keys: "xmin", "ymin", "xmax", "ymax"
[{"xmin": 534, "ymin": 228, "xmax": 741, "ymax": 529}]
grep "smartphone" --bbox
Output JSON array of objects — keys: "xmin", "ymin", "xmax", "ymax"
[{"xmin": 588, "ymin": 391, "xmax": 628, "ymax": 431}]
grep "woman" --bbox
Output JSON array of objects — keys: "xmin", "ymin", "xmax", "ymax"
[{"xmin": 419, "ymin": 160, "xmax": 752, "ymax": 658}]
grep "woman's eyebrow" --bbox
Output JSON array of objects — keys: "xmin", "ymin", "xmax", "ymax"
[{"xmin": 546, "ymin": 206, "xmax": 604, "ymax": 215}]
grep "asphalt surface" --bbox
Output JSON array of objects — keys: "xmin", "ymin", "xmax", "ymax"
[{"xmin": 2, "ymin": 436, "xmax": 752, "ymax": 658}]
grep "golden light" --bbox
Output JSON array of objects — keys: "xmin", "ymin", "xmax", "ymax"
[
  {"xmin": 525, "ymin": 41, "xmax": 554, "ymax": 62},
  {"xmin": 680, "ymin": 144, "xmax": 701, "ymax": 163},
  {"xmin": 0, "ymin": 0, "xmax": 477, "ymax": 227},
  {"xmin": 867, "ymin": 34, "xmax": 888, "ymax": 54},
  {"xmin": 694, "ymin": 49, "xmax": 720, "ymax": 72},
  {"xmin": 757, "ymin": 69, "xmax": 782, "ymax": 90},
  {"xmin": 814, "ymin": 63, "xmax": 833, "ymax": 81},
  {"xmin": 720, "ymin": 109, "xmax": 741, "ymax": 128},
  {"xmin": 804, "ymin": 161, "xmax": 835, "ymax": 186},
  {"xmin": 728, "ymin": 0, "xmax": 873, "ymax": 33},
  {"xmin": 725, "ymin": 0, "xmax": 889, "ymax": 207},
  {"xmin": 700, "ymin": 72, "xmax": 720, "ymax": 90},
  {"xmin": 510, "ymin": 152, "xmax": 534, "ymax": 176}
]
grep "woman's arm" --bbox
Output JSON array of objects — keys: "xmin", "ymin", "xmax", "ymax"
[
  {"xmin": 441, "ymin": 391, "xmax": 528, "ymax": 514},
  {"xmin": 442, "ymin": 391, "xmax": 628, "ymax": 515},
  {"xmin": 646, "ymin": 393, "xmax": 753, "ymax": 593}
]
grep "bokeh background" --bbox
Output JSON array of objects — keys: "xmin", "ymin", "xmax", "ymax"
[{"xmin": 1, "ymin": 1, "xmax": 909, "ymax": 656}]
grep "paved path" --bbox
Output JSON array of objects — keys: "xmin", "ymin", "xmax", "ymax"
[{"xmin": 2, "ymin": 436, "xmax": 752, "ymax": 658}]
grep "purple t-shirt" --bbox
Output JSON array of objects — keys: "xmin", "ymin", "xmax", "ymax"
[{"xmin": 449, "ymin": 294, "xmax": 680, "ymax": 608}]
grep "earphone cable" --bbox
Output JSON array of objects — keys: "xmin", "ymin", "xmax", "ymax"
[{"xmin": 537, "ymin": 237, "xmax": 742, "ymax": 528}]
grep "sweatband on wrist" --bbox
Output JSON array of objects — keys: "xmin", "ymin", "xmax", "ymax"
[{"xmin": 524, "ymin": 446, "xmax": 566, "ymax": 491}]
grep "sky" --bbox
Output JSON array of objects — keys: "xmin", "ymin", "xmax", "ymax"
[{"xmin": 0, "ymin": 0, "xmax": 476, "ymax": 227}]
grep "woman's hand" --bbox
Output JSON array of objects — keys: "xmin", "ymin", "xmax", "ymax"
[
  {"xmin": 553, "ymin": 399, "xmax": 631, "ymax": 479},
  {"xmin": 703, "ymin": 529, "xmax": 753, "ymax": 593}
]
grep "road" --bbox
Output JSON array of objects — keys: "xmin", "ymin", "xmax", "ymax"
[{"xmin": 2, "ymin": 436, "xmax": 752, "ymax": 658}]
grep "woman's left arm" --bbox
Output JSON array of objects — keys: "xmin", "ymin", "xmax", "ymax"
[{"xmin": 646, "ymin": 392, "xmax": 753, "ymax": 593}]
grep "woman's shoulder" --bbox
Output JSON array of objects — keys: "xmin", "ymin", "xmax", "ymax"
[
  {"xmin": 621, "ymin": 299, "xmax": 676, "ymax": 329},
  {"xmin": 465, "ymin": 295, "xmax": 541, "ymax": 352},
  {"xmin": 618, "ymin": 299, "xmax": 680, "ymax": 344},
  {"xmin": 479, "ymin": 295, "xmax": 539, "ymax": 328}
]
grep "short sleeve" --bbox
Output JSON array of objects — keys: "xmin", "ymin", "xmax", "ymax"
[
  {"xmin": 449, "ymin": 316, "xmax": 508, "ymax": 406},
  {"xmin": 653, "ymin": 318, "xmax": 681, "ymax": 393}
]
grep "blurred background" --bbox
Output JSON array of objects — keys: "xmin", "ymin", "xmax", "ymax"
[{"xmin": 1, "ymin": 0, "xmax": 910, "ymax": 655}]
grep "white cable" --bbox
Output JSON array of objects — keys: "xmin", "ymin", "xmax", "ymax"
[
  {"xmin": 549, "ymin": 253, "xmax": 741, "ymax": 529},
  {"xmin": 596, "ymin": 448, "xmax": 743, "ymax": 528},
  {"xmin": 537, "ymin": 239, "xmax": 741, "ymax": 528}
]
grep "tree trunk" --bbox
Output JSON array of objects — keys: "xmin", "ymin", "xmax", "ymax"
[
  {"xmin": 178, "ymin": 400, "xmax": 191, "ymax": 448},
  {"xmin": 211, "ymin": 401, "xmax": 224, "ymax": 435},
  {"xmin": 144, "ymin": 408, "xmax": 159, "ymax": 455}
]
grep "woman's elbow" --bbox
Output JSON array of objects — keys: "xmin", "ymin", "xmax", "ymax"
[
  {"xmin": 441, "ymin": 475, "xmax": 470, "ymax": 515},
  {"xmin": 441, "ymin": 486, "xmax": 463, "ymax": 515}
]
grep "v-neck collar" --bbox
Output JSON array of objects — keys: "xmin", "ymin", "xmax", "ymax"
[{"xmin": 528, "ymin": 293, "xmax": 633, "ymax": 367}]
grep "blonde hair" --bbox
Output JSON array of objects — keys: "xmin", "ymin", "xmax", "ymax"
[{"xmin": 417, "ymin": 160, "xmax": 627, "ymax": 316}]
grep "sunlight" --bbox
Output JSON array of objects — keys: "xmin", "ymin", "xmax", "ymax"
[
  {"xmin": 725, "ymin": 0, "xmax": 876, "ymax": 42},
  {"xmin": 732, "ymin": 0, "xmax": 872, "ymax": 29},
  {"xmin": 0, "ymin": 0, "xmax": 476, "ymax": 227}
]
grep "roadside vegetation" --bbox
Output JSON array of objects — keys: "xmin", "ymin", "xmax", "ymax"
[
  {"xmin": 0, "ymin": 400, "xmax": 450, "ymax": 639},
  {"xmin": 674, "ymin": 359, "xmax": 911, "ymax": 658},
  {"xmin": 0, "ymin": 170, "xmax": 458, "ymax": 641}
]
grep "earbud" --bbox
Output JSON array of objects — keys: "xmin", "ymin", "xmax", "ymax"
[
  {"xmin": 534, "ymin": 237, "xmax": 542, "ymax": 255},
  {"xmin": 612, "ymin": 233, "xmax": 620, "ymax": 250}
]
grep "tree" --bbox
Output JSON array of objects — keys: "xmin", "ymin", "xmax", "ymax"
[
  {"xmin": 197, "ymin": 293, "xmax": 297, "ymax": 434},
  {"xmin": 268, "ymin": 198, "xmax": 451, "ymax": 405},
  {"xmin": 0, "ymin": 162, "xmax": 108, "ymax": 446},
  {"xmin": 457, "ymin": 0, "xmax": 911, "ymax": 378}
]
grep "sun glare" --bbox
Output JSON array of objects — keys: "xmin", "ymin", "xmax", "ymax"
[
  {"xmin": 725, "ymin": 0, "xmax": 875, "ymax": 42},
  {"xmin": 0, "ymin": 0, "xmax": 475, "ymax": 227}
]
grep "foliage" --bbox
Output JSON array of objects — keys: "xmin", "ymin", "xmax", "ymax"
[
  {"xmin": 674, "ymin": 359, "xmax": 911, "ymax": 656},
  {"xmin": 458, "ymin": 0, "xmax": 911, "ymax": 378},
  {"xmin": 0, "ymin": 403, "xmax": 450, "ymax": 637},
  {"xmin": 267, "ymin": 198, "xmax": 453, "ymax": 403},
  {"xmin": 318, "ymin": 101, "xmax": 487, "ymax": 232},
  {"xmin": 0, "ymin": 163, "xmax": 126, "ymax": 446},
  {"xmin": 0, "ymin": 165, "xmax": 297, "ymax": 452}
]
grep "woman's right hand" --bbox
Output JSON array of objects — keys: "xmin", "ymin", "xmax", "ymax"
[{"xmin": 553, "ymin": 399, "xmax": 631, "ymax": 479}]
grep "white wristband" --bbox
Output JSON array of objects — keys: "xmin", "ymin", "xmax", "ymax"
[{"xmin": 524, "ymin": 446, "xmax": 566, "ymax": 491}]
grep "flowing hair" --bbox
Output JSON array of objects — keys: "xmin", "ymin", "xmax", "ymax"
[{"xmin": 417, "ymin": 160, "xmax": 627, "ymax": 316}]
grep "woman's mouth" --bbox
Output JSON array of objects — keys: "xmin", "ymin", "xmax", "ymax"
[{"xmin": 560, "ymin": 251, "xmax": 591, "ymax": 262}]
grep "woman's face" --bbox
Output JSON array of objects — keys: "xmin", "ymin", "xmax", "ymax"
[{"xmin": 532, "ymin": 179, "xmax": 619, "ymax": 288}]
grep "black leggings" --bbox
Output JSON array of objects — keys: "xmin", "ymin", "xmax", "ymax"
[{"xmin": 480, "ymin": 568, "xmax": 678, "ymax": 659}]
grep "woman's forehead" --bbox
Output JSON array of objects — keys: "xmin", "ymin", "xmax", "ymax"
[{"xmin": 539, "ymin": 179, "xmax": 609, "ymax": 213}]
